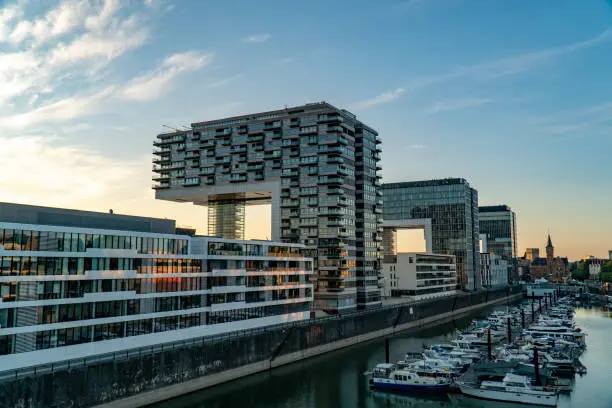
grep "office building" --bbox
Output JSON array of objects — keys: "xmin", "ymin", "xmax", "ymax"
[
  {"xmin": 152, "ymin": 102, "xmax": 383, "ymax": 312},
  {"xmin": 0, "ymin": 203, "xmax": 313, "ymax": 368},
  {"xmin": 609, "ymin": 250, "xmax": 612, "ymax": 261},
  {"xmin": 525, "ymin": 248, "xmax": 539, "ymax": 261},
  {"xmin": 382, "ymin": 179, "xmax": 480, "ymax": 291},
  {"xmin": 382, "ymin": 253, "xmax": 457, "ymax": 300},
  {"xmin": 478, "ymin": 205, "xmax": 517, "ymax": 261},
  {"xmin": 480, "ymin": 252, "xmax": 508, "ymax": 288}
]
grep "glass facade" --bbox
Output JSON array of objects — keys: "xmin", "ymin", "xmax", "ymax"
[
  {"xmin": 383, "ymin": 179, "xmax": 480, "ymax": 291},
  {"xmin": 0, "ymin": 223, "xmax": 313, "ymax": 357},
  {"xmin": 0, "ymin": 228, "xmax": 188, "ymax": 255},
  {"xmin": 478, "ymin": 205, "xmax": 517, "ymax": 261}
]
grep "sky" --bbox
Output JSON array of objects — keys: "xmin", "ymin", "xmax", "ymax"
[{"xmin": 1, "ymin": 0, "xmax": 611, "ymax": 260}]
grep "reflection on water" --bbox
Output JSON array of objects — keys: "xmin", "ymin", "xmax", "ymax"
[{"xmin": 152, "ymin": 305, "xmax": 612, "ymax": 408}]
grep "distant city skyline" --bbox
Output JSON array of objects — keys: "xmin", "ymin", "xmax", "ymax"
[{"xmin": 1, "ymin": 0, "xmax": 612, "ymax": 260}]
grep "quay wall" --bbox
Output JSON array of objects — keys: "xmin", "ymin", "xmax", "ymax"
[{"xmin": 0, "ymin": 286, "xmax": 523, "ymax": 408}]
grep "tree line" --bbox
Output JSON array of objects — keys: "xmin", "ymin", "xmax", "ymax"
[{"xmin": 570, "ymin": 260, "xmax": 612, "ymax": 282}]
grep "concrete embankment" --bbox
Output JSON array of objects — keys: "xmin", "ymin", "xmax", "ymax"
[{"xmin": 100, "ymin": 292, "xmax": 522, "ymax": 408}]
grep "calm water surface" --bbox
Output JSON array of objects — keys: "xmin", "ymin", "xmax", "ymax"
[{"xmin": 153, "ymin": 306, "xmax": 612, "ymax": 408}]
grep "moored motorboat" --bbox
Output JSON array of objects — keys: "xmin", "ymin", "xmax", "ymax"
[
  {"xmin": 370, "ymin": 365, "xmax": 453, "ymax": 393},
  {"xmin": 457, "ymin": 373, "xmax": 558, "ymax": 406}
]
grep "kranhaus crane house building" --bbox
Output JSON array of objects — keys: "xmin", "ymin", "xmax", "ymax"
[{"xmin": 152, "ymin": 102, "xmax": 383, "ymax": 312}]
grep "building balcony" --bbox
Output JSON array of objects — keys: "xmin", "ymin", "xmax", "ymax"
[
  {"xmin": 152, "ymin": 174, "xmax": 170, "ymax": 182},
  {"xmin": 152, "ymin": 183, "xmax": 170, "ymax": 190},
  {"xmin": 327, "ymin": 188, "xmax": 344, "ymax": 195},
  {"xmin": 184, "ymin": 178, "xmax": 201, "ymax": 187},
  {"xmin": 230, "ymin": 174, "xmax": 247, "ymax": 183},
  {"xmin": 152, "ymin": 147, "xmax": 172, "ymax": 155},
  {"xmin": 152, "ymin": 155, "xmax": 171, "ymax": 164},
  {"xmin": 281, "ymin": 200, "xmax": 299, "ymax": 207},
  {"xmin": 231, "ymin": 146, "xmax": 247, "ymax": 153},
  {"xmin": 200, "ymin": 139, "xmax": 215, "ymax": 147},
  {"xmin": 317, "ymin": 115, "xmax": 343, "ymax": 124},
  {"xmin": 247, "ymin": 163, "xmax": 265, "ymax": 171},
  {"xmin": 248, "ymin": 134, "xmax": 265, "ymax": 143}
]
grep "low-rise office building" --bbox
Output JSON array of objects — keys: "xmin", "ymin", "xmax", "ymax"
[
  {"xmin": 382, "ymin": 253, "xmax": 457, "ymax": 301},
  {"xmin": 480, "ymin": 252, "xmax": 508, "ymax": 288},
  {"xmin": 0, "ymin": 204, "xmax": 313, "ymax": 370}
]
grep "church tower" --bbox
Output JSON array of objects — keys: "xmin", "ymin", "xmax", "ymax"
[{"xmin": 546, "ymin": 233, "xmax": 554, "ymax": 261}]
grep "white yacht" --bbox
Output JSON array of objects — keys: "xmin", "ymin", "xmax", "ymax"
[
  {"xmin": 457, "ymin": 373, "xmax": 558, "ymax": 406},
  {"xmin": 369, "ymin": 364, "xmax": 453, "ymax": 393}
]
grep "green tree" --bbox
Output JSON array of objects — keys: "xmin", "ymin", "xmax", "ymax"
[
  {"xmin": 601, "ymin": 261, "xmax": 612, "ymax": 274},
  {"xmin": 572, "ymin": 261, "xmax": 589, "ymax": 281},
  {"xmin": 599, "ymin": 261, "xmax": 612, "ymax": 282}
]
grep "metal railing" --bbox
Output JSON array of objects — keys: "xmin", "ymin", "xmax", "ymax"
[{"xmin": 0, "ymin": 286, "xmax": 522, "ymax": 384}]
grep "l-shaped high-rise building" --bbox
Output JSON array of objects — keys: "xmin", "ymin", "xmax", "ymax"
[{"xmin": 152, "ymin": 102, "xmax": 383, "ymax": 312}]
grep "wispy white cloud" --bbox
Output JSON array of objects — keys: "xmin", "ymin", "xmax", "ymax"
[
  {"xmin": 407, "ymin": 144, "xmax": 427, "ymax": 149},
  {"xmin": 531, "ymin": 101, "xmax": 612, "ymax": 136},
  {"xmin": 405, "ymin": 28, "xmax": 612, "ymax": 93},
  {"xmin": 243, "ymin": 33, "xmax": 271, "ymax": 43},
  {"xmin": 121, "ymin": 51, "xmax": 213, "ymax": 101},
  {"xmin": 0, "ymin": 1, "xmax": 211, "ymax": 129},
  {"xmin": 0, "ymin": 1, "xmax": 150, "ymax": 111},
  {"xmin": 6, "ymin": 0, "xmax": 103, "ymax": 46},
  {"xmin": 0, "ymin": 135, "xmax": 142, "ymax": 207},
  {"xmin": 62, "ymin": 123, "xmax": 93, "ymax": 132},
  {"xmin": 1, "ymin": 87, "xmax": 116, "ymax": 129},
  {"xmin": 352, "ymin": 87, "xmax": 405, "ymax": 110},
  {"xmin": 205, "ymin": 74, "xmax": 243, "ymax": 88},
  {"xmin": 48, "ymin": 16, "xmax": 148, "ymax": 67},
  {"xmin": 428, "ymin": 97, "xmax": 492, "ymax": 114},
  {"xmin": 85, "ymin": 0, "xmax": 121, "ymax": 31}
]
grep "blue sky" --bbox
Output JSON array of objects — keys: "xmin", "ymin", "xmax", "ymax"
[{"xmin": 1, "ymin": 0, "xmax": 611, "ymax": 259}]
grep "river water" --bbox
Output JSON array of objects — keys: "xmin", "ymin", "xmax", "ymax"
[{"xmin": 152, "ymin": 305, "xmax": 612, "ymax": 408}]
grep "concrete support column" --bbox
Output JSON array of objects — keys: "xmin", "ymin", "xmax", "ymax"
[
  {"xmin": 207, "ymin": 200, "xmax": 245, "ymax": 240},
  {"xmin": 382, "ymin": 228, "xmax": 397, "ymax": 257},
  {"xmin": 270, "ymin": 184, "xmax": 281, "ymax": 242}
]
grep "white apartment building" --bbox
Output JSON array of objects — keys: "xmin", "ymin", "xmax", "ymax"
[
  {"xmin": 382, "ymin": 253, "xmax": 457, "ymax": 301},
  {"xmin": 480, "ymin": 252, "xmax": 508, "ymax": 288},
  {"xmin": 0, "ymin": 220, "xmax": 313, "ymax": 371}
]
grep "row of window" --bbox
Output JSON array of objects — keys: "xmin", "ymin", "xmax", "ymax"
[
  {"xmin": 0, "ymin": 229, "xmax": 189, "ymax": 255},
  {"xmin": 207, "ymin": 242, "xmax": 306, "ymax": 258},
  {"xmin": 0, "ymin": 256, "xmax": 204, "ymax": 276},
  {"xmin": 0, "ymin": 295, "xmax": 206, "ymax": 329},
  {"xmin": 0, "ymin": 256, "xmax": 309, "ymax": 277},
  {"xmin": 0, "ymin": 300, "xmax": 312, "ymax": 355}
]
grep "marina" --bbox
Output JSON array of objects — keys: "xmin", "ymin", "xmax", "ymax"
[
  {"xmin": 364, "ymin": 294, "xmax": 585, "ymax": 406},
  {"xmin": 151, "ymin": 295, "xmax": 612, "ymax": 408}
]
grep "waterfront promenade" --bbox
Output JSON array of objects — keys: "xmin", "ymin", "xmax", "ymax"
[{"xmin": 0, "ymin": 287, "xmax": 521, "ymax": 408}]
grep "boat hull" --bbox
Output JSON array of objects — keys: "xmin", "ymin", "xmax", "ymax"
[
  {"xmin": 458, "ymin": 385, "xmax": 558, "ymax": 407},
  {"xmin": 371, "ymin": 380, "xmax": 450, "ymax": 393}
]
